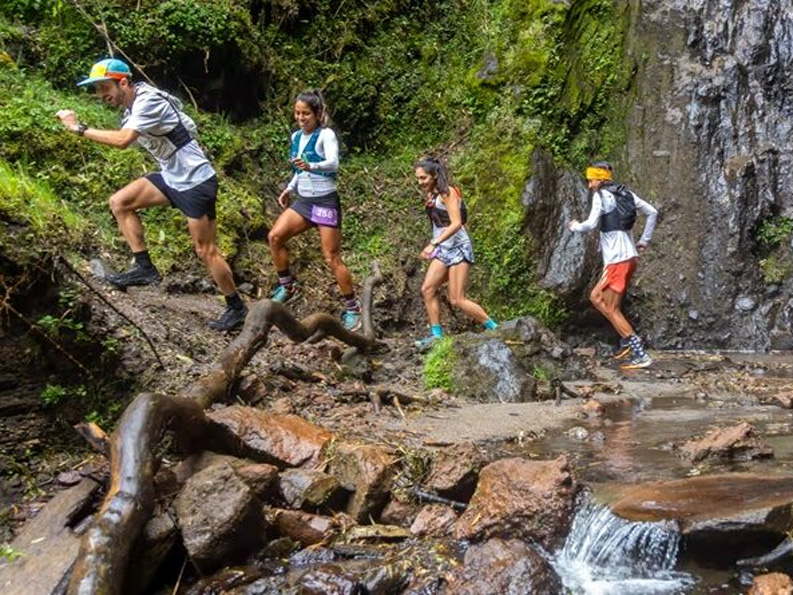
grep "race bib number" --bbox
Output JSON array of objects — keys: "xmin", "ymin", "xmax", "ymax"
[{"xmin": 310, "ymin": 204, "xmax": 339, "ymax": 227}]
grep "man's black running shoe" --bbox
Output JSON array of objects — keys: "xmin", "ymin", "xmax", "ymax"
[
  {"xmin": 208, "ymin": 305, "xmax": 248, "ymax": 332},
  {"xmin": 105, "ymin": 264, "xmax": 162, "ymax": 289}
]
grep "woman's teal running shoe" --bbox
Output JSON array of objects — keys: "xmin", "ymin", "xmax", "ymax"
[
  {"xmin": 270, "ymin": 281, "xmax": 300, "ymax": 304},
  {"xmin": 342, "ymin": 309, "xmax": 362, "ymax": 332}
]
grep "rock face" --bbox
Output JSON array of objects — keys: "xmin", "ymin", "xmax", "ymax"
[
  {"xmin": 445, "ymin": 538, "xmax": 563, "ymax": 595},
  {"xmin": 453, "ymin": 456, "xmax": 578, "ymax": 549},
  {"xmin": 526, "ymin": 2, "xmax": 793, "ymax": 350}
]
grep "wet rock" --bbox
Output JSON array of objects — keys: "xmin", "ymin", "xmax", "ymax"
[
  {"xmin": 208, "ymin": 405, "xmax": 333, "ymax": 468},
  {"xmin": 278, "ymin": 468, "xmax": 346, "ymax": 511},
  {"xmin": 422, "ymin": 442, "xmax": 485, "ymax": 501},
  {"xmin": 330, "ymin": 443, "xmax": 397, "ymax": 522},
  {"xmin": 749, "ymin": 572, "xmax": 793, "ymax": 595},
  {"xmin": 293, "ymin": 564, "xmax": 363, "ymax": 595},
  {"xmin": 610, "ymin": 474, "xmax": 793, "ymax": 564},
  {"xmin": 445, "ymin": 538, "xmax": 563, "ymax": 595},
  {"xmin": 451, "ymin": 336, "xmax": 535, "ymax": 403},
  {"xmin": 566, "ymin": 426, "xmax": 590, "ymax": 440},
  {"xmin": 581, "ymin": 399, "xmax": 605, "ymax": 417},
  {"xmin": 679, "ymin": 421, "xmax": 774, "ymax": 462},
  {"xmin": 378, "ymin": 498, "xmax": 421, "ymax": 528},
  {"xmin": 174, "ymin": 462, "xmax": 266, "ymax": 572},
  {"xmin": 235, "ymin": 463, "xmax": 280, "ymax": 500},
  {"xmin": 187, "ymin": 568, "xmax": 277, "ymax": 595},
  {"xmin": 410, "ymin": 504, "xmax": 457, "ymax": 537},
  {"xmin": 453, "ymin": 456, "xmax": 578, "ymax": 549},
  {"xmin": 770, "ymin": 391, "xmax": 793, "ymax": 409},
  {"xmin": 125, "ymin": 512, "xmax": 179, "ymax": 594},
  {"xmin": 267, "ymin": 508, "xmax": 338, "ymax": 546}
]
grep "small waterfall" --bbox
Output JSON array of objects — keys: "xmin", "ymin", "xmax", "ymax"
[{"xmin": 553, "ymin": 497, "xmax": 696, "ymax": 594}]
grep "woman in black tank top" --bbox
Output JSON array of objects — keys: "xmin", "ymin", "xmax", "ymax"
[{"xmin": 413, "ymin": 156, "xmax": 498, "ymax": 349}]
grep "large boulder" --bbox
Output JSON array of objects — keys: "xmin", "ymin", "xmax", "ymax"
[
  {"xmin": 445, "ymin": 538, "xmax": 563, "ymax": 595},
  {"xmin": 410, "ymin": 504, "xmax": 457, "ymax": 537},
  {"xmin": 454, "ymin": 456, "xmax": 578, "ymax": 549},
  {"xmin": 608, "ymin": 473, "xmax": 793, "ymax": 564},
  {"xmin": 207, "ymin": 405, "xmax": 333, "ymax": 468},
  {"xmin": 451, "ymin": 336, "xmax": 535, "ymax": 403},
  {"xmin": 174, "ymin": 462, "xmax": 265, "ymax": 572}
]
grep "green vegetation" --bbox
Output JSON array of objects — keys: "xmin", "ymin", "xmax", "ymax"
[
  {"xmin": 422, "ymin": 336, "xmax": 455, "ymax": 392},
  {"xmin": 1, "ymin": 0, "xmax": 634, "ymax": 324},
  {"xmin": 0, "ymin": 544, "xmax": 22, "ymax": 563},
  {"xmin": 756, "ymin": 216, "xmax": 792, "ymax": 284}
]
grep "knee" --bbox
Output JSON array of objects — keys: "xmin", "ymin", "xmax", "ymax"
[
  {"xmin": 421, "ymin": 283, "xmax": 437, "ymax": 301},
  {"xmin": 268, "ymin": 229, "xmax": 286, "ymax": 249},
  {"xmin": 194, "ymin": 242, "xmax": 217, "ymax": 263},
  {"xmin": 108, "ymin": 193, "xmax": 126, "ymax": 217},
  {"xmin": 448, "ymin": 295, "xmax": 464, "ymax": 309},
  {"xmin": 589, "ymin": 291, "xmax": 603, "ymax": 309},
  {"xmin": 323, "ymin": 250, "xmax": 342, "ymax": 270}
]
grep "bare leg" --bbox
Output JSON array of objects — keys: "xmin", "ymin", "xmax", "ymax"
[
  {"xmin": 108, "ymin": 178, "xmax": 169, "ymax": 252},
  {"xmin": 187, "ymin": 216, "xmax": 236, "ymax": 295},
  {"xmin": 590, "ymin": 284, "xmax": 634, "ymax": 337},
  {"xmin": 447, "ymin": 262, "xmax": 490, "ymax": 323},
  {"xmin": 421, "ymin": 259, "xmax": 449, "ymax": 326},
  {"xmin": 268, "ymin": 209, "xmax": 313, "ymax": 272},
  {"xmin": 318, "ymin": 225, "xmax": 354, "ymax": 295}
]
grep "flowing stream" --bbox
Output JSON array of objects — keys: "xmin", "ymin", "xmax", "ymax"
[{"xmin": 553, "ymin": 497, "xmax": 696, "ymax": 594}]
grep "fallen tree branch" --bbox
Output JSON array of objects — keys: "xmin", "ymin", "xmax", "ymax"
[
  {"xmin": 736, "ymin": 536, "xmax": 793, "ymax": 568},
  {"xmin": 67, "ymin": 266, "xmax": 384, "ymax": 595}
]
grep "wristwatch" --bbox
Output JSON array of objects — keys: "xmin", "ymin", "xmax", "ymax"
[
  {"xmin": 75, "ymin": 123, "xmax": 88, "ymax": 136},
  {"xmin": 430, "ymin": 238, "xmax": 441, "ymax": 247}
]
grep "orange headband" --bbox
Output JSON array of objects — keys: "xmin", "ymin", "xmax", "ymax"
[{"xmin": 585, "ymin": 167, "xmax": 612, "ymax": 181}]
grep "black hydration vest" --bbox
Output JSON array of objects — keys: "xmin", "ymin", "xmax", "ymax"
[
  {"xmin": 426, "ymin": 190, "xmax": 468, "ymax": 228},
  {"xmin": 599, "ymin": 183, "xmax": 637, "ymax": 232},
  {"xmin": 153, "ymin": 92, "xmax": 193, "ymax": 153}
]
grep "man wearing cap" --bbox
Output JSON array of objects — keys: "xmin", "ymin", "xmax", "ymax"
[
  {"xmin": 55, "ymin": 58, "xmax": 247, "ymax": 331},
  {"xmin": 568, "ymin": 162, "xmax": 658, "ymax": 369}
]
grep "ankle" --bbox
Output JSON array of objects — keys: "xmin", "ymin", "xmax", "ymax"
[{"xmin": 430, "ymin": 324, "xmax": 443, "ymax": 338}]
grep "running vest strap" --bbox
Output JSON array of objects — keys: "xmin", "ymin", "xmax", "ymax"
[
  {"xmin": 426, "ymin": 190, "xmax": 468, "ymax": 227},
  {"xmin": 151, "ymin": 92, "xmax": 194, "ymax": 154},
  {"xmin": 599, "ymin": 183, "xmax": 637, "ymax": 232},
  {"xmin": 290, "ymin": 129, "xmax": 337, "ymax": 178}
]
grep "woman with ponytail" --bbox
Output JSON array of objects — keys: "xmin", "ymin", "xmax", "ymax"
[
  {"xmin": 413, "ymin": 156, "xmax": 497, "ymax": 349},
  {"xmin": 269, "ymin": 89, "xmax": 361, "ymax": 331}
]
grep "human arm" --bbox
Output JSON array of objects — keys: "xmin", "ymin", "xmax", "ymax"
[
  {"xmin": 421, "ymin": 188, "xmax": 463, "ymax": 258},
  {"xmin": 306, "ymin": 128, "xmax": 339, "ymax": 173},
  {"xmin": 568, "ymin": 192, "xmax": 602, "ymax": 233},
  {"xmin": 56, "ymin": 109, "xmax": 140, "ymax": 148},
  {"xmin": 634, "ymin": 194, "xmax": 658, "ymax": 249}
]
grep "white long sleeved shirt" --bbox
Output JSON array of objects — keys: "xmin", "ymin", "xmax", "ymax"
[
  {"xmin": 571, "ymin": 187, "xmax": 658, "ymax": 265},
  {"xmin": 286, "ymin": 127, "xmax": 339, "ymax": 197}
]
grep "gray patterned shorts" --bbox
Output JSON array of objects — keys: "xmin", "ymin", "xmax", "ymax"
[{"xmin": 434, "ymin": 237, "xmax": 475, "ymax": 267}]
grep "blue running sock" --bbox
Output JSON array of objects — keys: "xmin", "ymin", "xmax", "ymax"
[
  {"xmin": 431, "ymin": 324, "xmax": 443, "ymax": 338},
  {"xmin": 628, "ymin": 334, "xmax": 647, "ymax": 358},
  {"xmin": 483, "ymin": 318, "xmax": 498, "ymax": 330}
]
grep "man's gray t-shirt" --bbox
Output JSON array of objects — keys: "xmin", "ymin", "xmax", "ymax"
[{"xmin": 121, "ymin": 82, "xmax": 215, "ymax": 191}]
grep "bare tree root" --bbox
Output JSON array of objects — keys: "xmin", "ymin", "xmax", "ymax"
[{"xmin": 67, "ymin": 264, "xmax": 383, "ymax": 595}]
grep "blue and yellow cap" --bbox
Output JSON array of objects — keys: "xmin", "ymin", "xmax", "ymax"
[{"xmin": 77, "ymin": 58, "xmax": 132, "ymax": 87}]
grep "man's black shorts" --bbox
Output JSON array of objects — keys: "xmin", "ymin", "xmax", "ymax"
[{"xmin": 145, "ymin": 173, "xmax": 218, "ymax": 220}]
